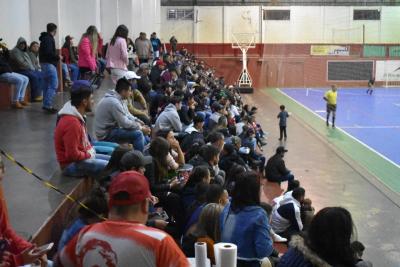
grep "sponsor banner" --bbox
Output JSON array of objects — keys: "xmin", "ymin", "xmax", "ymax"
[
  {"xmin": 310, "ymin": 45, "xmax": 350, "ymax": 56},
  {"xmin": 375, "ymin": 60, "xmax": 400, "ymax": 81},
  {"xmin": 389, "ymin": 46, "xmax": 400, "ymax": 57}
]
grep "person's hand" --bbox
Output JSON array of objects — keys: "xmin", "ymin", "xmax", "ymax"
[
  {"xmin": 169, "ymin": 138, "xmax": 180, "ymax": 150},
  {"xmin": 1, "ymin": 251, "xmax": 11, "ymax": 267},
  {"xmin": 38, "ymin": 254, "xmax": 48, "ymax": 267},
  {"xmin": 154, "ymin": 219, "xmax": 168, "ymax": 230},
  {"xmin": 20, "ymin": 246, "xmax": 46, "ymax": 265},
  {"xmin": 169, "ymin": 178, "xmax": 181, "ymax": 190},
  {"xmin": 149, "ymin": 195, "xmax": 159, "ymax": 205},
  {"xmin": 141, "ymin": 125, "xmax": 151, "ymax": 136}
]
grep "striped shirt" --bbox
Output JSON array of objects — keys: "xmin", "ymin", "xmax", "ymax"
[{"xmin": 59, "ymin": 220, "xmax": 189, "ymax": 267}]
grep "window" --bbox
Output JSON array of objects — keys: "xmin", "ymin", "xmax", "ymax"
[
  {"xmin": 263, "ymin": 10, "xmax": 290, "ymax": 20},
  {"xmin": 167, "ymin": 9, "xmax": 194, "ymax": 20},
  {"xmin": 353, "ymin": 10, "xmax": 380, "ymax": 20}
]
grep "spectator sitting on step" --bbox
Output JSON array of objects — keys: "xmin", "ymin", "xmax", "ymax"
[
  {"xmin": 0, "ymin": 45, "xmax": 29, "ymax": 109},
  {"xmin": 0, "ymin": 156, "xmax": 50, "ymax": 267},
  {"xmin": 61, "ymin": 35, "xmax": 79, "ymax": 82},
  {"xmin": 10, "ymin": 37, "xmax": 45, "ymax": 102},
  {"xmin": 58, "ymin": 171, "xmax": 188, "ymax": 267},
  {"xmin": 278, "ymin": 207, "xmax": 357, "ymax": 267},
  {"xmin": 55, "ymin": 80, "xmax": 110, "ymax": 180},
  {"xmin": 265, "ymin": 146, "xmax": 295, "ymax": 190},
  {"xmin": 220, "ymin": 171, "xmax": 274, "ymax": 267},
  {"xmin": 153, "ymin": 93, "xmax": 183, "ymax": 135},
  {"xmin": 57, "ymin": 187, "xmax": 108, "ymax": 251},
  {"xmin": 28, "ymin": 41, "xmax": 41, "ymax": 73},
  {"xmin": 94, "ymin": 78, "xmax": 150, "ymax": 151},
  {"xmin": 156, "ymin": 129, "xmax": 185, "ymax": 170},
  {"xmin": 271, "ymin": 187, "xmax": 305, "ymax": 240}
]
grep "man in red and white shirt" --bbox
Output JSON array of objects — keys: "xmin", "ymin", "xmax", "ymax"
[{"xmin": 59, "ymin": 171, "xmax": 189, "ymax": 267}]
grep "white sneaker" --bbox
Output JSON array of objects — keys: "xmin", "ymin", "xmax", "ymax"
[{"xmin": 273, "ymin": 233, "xmax": 287, "ymax": 243}]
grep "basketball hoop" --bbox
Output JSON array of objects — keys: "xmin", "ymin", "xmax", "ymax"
[{"xmin": 232, "ymin": 33, "xmax": 256, "ymax": 88}]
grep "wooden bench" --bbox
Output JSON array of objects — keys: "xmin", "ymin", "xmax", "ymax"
[{"xmin": 0, "ymin": 81, "xmax": 31, "ymax": 109}]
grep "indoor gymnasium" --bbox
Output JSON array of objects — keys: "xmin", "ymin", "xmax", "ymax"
[{"xmin": 0, "ymin": 0, "xmax": 399, "ymax": 266}]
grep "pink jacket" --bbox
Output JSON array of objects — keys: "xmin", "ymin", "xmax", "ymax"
[
  {"xmin": 78, "ymin": 37, "xmax": 97, "ymax": 71},
  {"xmin": 106, "ymin": 37, "xmax": 128, "ymax": 70}
]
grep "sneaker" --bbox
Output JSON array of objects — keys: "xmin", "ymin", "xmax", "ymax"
[
  {"xmin": 273, "ymin": 233, "xmax": 287, "ymax": 243},
  {"xmin": 33, "ymin": 96, "xmax": 43, "ymax": 102},
  {"xmin": 42, "ymin": 106, "xmax": 58, "ymax": 114},
  {"xmin": 12, "ymin": 102, "xmax": 24, "ymax": 109},
  {"xmin": 20, "ymin": 101, "xmax": 30, "ymax": 106},
  {"xmin": 326, "ymin": 121, "xmax": 329, "ymax": 127},
  {"xmin": 332, "ymin": 124, "xmax": 335, "ymax": 128}
]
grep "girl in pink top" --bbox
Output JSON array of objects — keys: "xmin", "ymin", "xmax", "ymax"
[
  {"xmin": 106, "ymin": 25, "xmax": 129, "ymax": 83},
  {"xmin": 78, "ymin": 26, "xmax": 98, "ymax": 75}
]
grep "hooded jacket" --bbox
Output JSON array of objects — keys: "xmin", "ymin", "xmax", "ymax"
[
  {"xmin": 78, "ymin": 36, "xmax": 97, "ymax": 71},
  {"xmin": 271, "ymin": 193, "xmax": 303, "ymax": 234},
  {"xmin": 54, "ymin": 101, "xmax": 95, "ymax": 168},
  {"xmin": 278, "ymin": 235, "xmax": 331, "ymax": 267},
  {"xmin": 94, "ymin": 90, "xmax": 141, "ymax": 140},
  {"xmin": 9, "ymin": 37, "xmax": 35, "ymax": 71},
  {"xmin": 265, "ymin": 153, "xmax": 290, "ymax": 182},
  {"xmin": 154, "ymin": 103, "xmax": 182, "ymax": 133},
  {"xmin": 39, "ymin": 32, "xmax": 59, "ymax": 65},
  {"xmin": 220, "ymin": 203, "xmax": 274, "ymax": 267},
  {"xmin": 0, "ymin": 191, "xmax": 32, "ymax": 267}
]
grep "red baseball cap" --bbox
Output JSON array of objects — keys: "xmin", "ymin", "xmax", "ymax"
[
  {"xmin": 108, "ymin": 171, "xmax": 151, "ymax": 207},
  {"xmin": 155, "ymin": 60, "xmax": 166, "ymax": 67}
]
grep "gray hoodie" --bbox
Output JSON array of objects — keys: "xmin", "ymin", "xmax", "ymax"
[
  {"xmin": 94, "ymin": 90, "xmax": 141, "ymax": 140},
  {"xmin": 154, "ymin": 103, "xmax": 182, "ymax": 133},
  {"xmin": 10, "ymin": 37, "xmax": 35, "ymax": 71}
]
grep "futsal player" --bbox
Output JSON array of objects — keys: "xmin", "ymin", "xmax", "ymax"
[
  {"xmin": 367, "ymin": 77, "xmax": 375, "ymax": 95},
  {"xmin": 323, "ymin": 85, "xmax": 337, "ymax": 128}
]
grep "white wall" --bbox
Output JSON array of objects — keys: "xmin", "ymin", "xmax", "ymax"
[
  {"xmin": 160, "ymin": 5, "xmax": 400, "ymax": 44},
  {"xmin": 0, "ymin": 0, "xmax": 31, "ymax": 46}
]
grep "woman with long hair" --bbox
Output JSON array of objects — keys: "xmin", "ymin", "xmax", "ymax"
[
  {"xmin": 78, "ymin": 25, "xmax": 98, "ymax": 78},
  {"xmin": 106, "ymin": 24, "xmax": 129, "ymax": 83},
  {"xmin": 278, "ymin": 207, "xmax": 357, "ymax": 267},
  {"xmin": 61, "ymin": 35, "xmax": 79, "ymax": 81},
  {"xmin": 157, "ymin": 128, "xmax": 185, "ymax": 169},
  {"xmin": 220, "ymin": 171, "xmax": 274, "ymax": 267}
]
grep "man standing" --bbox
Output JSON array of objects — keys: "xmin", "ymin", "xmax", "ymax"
[
  {"xmin": 265, "ymin": 146, "xmax": 295, "ymax": 189},
  {"xmin": 323, "ymin": 85, "xmax": 337, "ymax": 128},
  {"xmin": 135, "ymin": 32, "xmax": 153, "ymax": 64},
  {"xmin": 39, "ymin": 23, "xmax": 61, "ymax": 113},
  {"xmin": 55, "ymin": 81, "xmax": 110, "ymax": 179},
  {"xmin": 150, "ymin": 32, "xmax": 162, "ymax": 59},
  {"xmin": 59, "ymin": 171, "xmax": 189, "ymax": 267},
  {"xmin": 94, "ymin": 78, "xmax": 150, "ymax": 151}
]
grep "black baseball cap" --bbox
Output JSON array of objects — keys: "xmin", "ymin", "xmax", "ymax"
[
  {"xmin": 276, "ymin": 146, "xmax": 288, "ymax": 154},
  {"xmin": 120, "ymin": 150, "xmax": 152, "ymax": 170}
]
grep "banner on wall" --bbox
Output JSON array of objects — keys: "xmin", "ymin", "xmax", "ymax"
[
  {"xmin": 375, "ymin": 60, "xmax": 400, "ymax": 81},
  {"xmin": 310, "ymin": 45, "xmax": 350, "ymax": 56}
]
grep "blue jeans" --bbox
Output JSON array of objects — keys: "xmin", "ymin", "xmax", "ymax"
[
  {"xmin": 92, "ymin": 141, "xmax": 119, "ymax": 155},
  {"xmin": 97, "ymin": 58, "xmax": 106, "ymax": 74},
  {"xmin": 0, "ymin": 72, "xmax": 29, "ymax": 102},
  {"xmin": 278, "ymin": 172, "xmax": 295, "ymax": 183},
  {"xmin": 68, "ymin": 63, "xmax": 79, "ymax": 81},
  {"xmin": 63, "ymin": 154, "xmax": 110, "ymax": 180},
  {"xmin": 17, "ymin": 69, "xmax": 45, "ymax": 99},
  {"xmin": 105, "ymin": 128, "xmax": 145, "ymax": 152},
  {"xmin": 41, "ymin": 63, "xmax": 58, "ymax": 108}
]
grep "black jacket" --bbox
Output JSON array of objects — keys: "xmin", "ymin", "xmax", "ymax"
[
  {"xmin": 39, "ymin": 32, "xmax": 59, "ymax": 65},
  {"xmin": 265, "ymin": 154, "xmax": 290, "ymax": 182}
]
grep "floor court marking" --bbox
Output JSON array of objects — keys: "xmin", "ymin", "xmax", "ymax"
[
  {"xmin": 341, "ymin": 125, "xmax": 400, "ymax": 129},
  {"xmin": 306, "ymin": 88, "xmax": 400, "ymax": 97},
  {"xmin": 277, "ymin": 88, "xmax": 400, "ymax": 170}
]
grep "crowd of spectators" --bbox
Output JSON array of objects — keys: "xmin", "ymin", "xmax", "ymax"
[{"xmin": 0, "ymin": 22, "xmax": 373, "ymax": 267}]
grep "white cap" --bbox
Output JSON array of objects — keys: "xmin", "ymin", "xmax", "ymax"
[{"xmin": 124, "ymin": 71, "xmax": 141, "ymax": 80}]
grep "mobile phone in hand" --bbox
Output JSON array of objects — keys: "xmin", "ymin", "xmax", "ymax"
[{"xmin": 33, "ymin": 242, "xmax": 54, "ymax": 255}]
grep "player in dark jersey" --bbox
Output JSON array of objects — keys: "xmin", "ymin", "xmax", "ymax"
[{"xmin": 367, "ymin": 77, "xmax": 375, "ymax": 95}]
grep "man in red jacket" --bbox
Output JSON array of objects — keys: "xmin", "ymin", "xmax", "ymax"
[
  {"xmin": 54, "ymin": 81, "xmax": 110, "ymax": 179},
  {"xmin": 0, "ymin": 157, "xmax": 48, "ymax": 267}
]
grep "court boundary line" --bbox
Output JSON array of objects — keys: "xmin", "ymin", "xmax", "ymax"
[
  {"xmin": 265, "ymin": 88, "xmax": 400, "ymax": 208},
  {"xmin": 278, "ymin": 88, "xmax": 400, "ymax": 169}
]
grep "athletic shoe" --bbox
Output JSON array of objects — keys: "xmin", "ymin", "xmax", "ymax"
[
  {"xmin": 272, "ymin": 233, "xmax": 287, "ymax": 243},
  {"xmin": 42, "ymin": 107, "xmax": 58, "ymax": 114},
  {"xmin": 12, "ymin": 102, "xmax": 24, "ymax": 109},
  {"xmin": 20, "ymin": 101, "xmax": 30, "ymax": 106}
]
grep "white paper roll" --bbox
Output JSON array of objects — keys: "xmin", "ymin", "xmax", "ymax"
[
  {"xmin": 213, "ymin": 242, "xmax": 237, "ymax": 267},
  {"xmin": 195, "ymin": 242, "xmax": 208, "ymax": 267}
]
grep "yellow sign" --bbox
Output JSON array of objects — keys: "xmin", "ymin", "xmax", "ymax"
[{"xmin": 311, "ymin": 45, "xmax": 350, "ymax": 56}]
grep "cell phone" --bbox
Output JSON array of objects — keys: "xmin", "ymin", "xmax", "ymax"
[
  {"xmin": 0, "ymin": 239, "xmax": 9, "ymax": 255},
  {"xmin": 33, "ymin": 242, "xmax": 54, "ymax": 254}
]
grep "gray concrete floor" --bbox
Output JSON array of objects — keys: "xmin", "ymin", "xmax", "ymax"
[{"xmin": 0, "ymin": 80, "xmax": 399, "ymax": 266}]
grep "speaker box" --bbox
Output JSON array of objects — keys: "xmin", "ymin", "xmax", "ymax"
[{"xmin": 237, "ymin": 87, "xmax": 254, "ymax": 94}]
